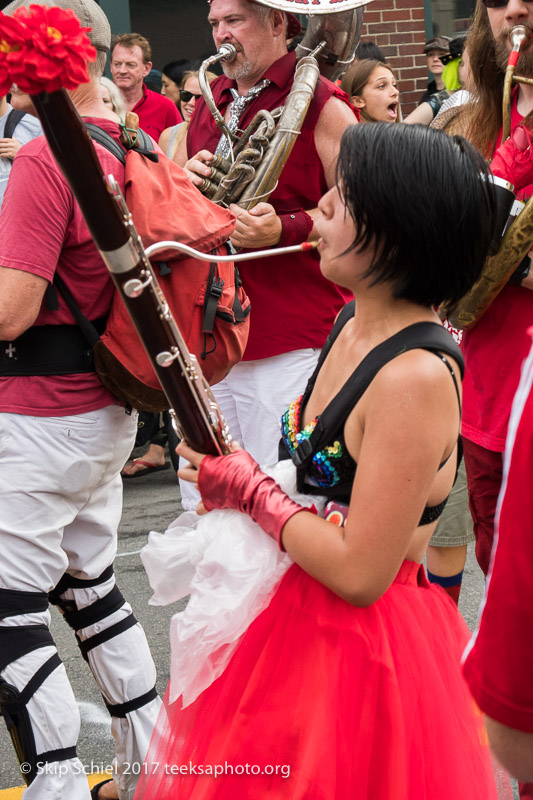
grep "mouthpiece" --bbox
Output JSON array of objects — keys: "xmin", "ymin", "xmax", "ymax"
[
  {"xmin": 218, "ymin": 43, "xmax": 237, "ymax": 62},
  {"xmin": 509, "ymin": 26, "xmax": 529, "ymax": 67}
]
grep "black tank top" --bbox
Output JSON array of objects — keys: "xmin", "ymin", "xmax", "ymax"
[{"xmin": 279, "ymin": 301, "xmax": 464, "ymax": 526}]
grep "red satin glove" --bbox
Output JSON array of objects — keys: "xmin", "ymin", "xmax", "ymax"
[
  {"xmin": 491, "ymin": 124, "xmax": 533, "ymax": 191},
  {"xmin": 197, "ymin": 450, "xmax": 305, "ymax": 550}
]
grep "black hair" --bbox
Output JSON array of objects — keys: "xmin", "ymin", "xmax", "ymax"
[
  {"xmin": 335, "ymin": 123, "xmax": 496, "ymax": 308},
  {"xmin": 162, "ymin": 59, "xmax": 199, "ymax": 86},
  {"xmin": 355, "ymin": 40, "xmax": 386, "ymax": 63}
]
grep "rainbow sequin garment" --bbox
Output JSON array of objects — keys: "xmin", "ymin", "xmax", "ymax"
[{"xmin": 280, "ymin": 395, "xmax": 352, "ymax": 490}]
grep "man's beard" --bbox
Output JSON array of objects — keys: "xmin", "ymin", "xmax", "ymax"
[
  {"xmin": 495, "ymin": 25, "xmax": 533, "ymax": 76},
  {"xmin": 221, "ymin": 50, "xmax": 253, "ymax": 82}
]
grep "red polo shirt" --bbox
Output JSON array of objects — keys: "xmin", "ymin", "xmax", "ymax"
[
  {"xmin": 133, "ymin": 84, "xmax": 182, "ymax": 141},
  {"xmin": 187, "ymin": 52, "xmax": 356, "ymax": 361},
  {"xmin": 463, "ymin": 329, "xmax": 533, "ymax": 732}
]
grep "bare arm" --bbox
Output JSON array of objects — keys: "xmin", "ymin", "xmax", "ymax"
[
  {"xmin": 0, "ymin": 138, "xmax": 23, "ymax": 160},
  {"xmin": 484, "ymin": 717, "xmax": 533, "ymax": 782},
  {"xmin": 404, "ymin": 103, "xmax": 434, "ymax": 126},
  {"xmin": 158, "ymin": 127, "xmax": 172, "ymax": 157},
  {"xmin": 314, "ymin": 94, "xmax": 358, "ymax": 190},
  {"xmin": 0, "ymin": 266, "xmax": 48, "ymax": 340}
]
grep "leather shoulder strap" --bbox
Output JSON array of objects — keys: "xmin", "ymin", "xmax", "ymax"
[
  {"xmin": 85, "ymin": 123, "xmax": 158, "ymax": 165},
  {"xmin": 4, "ymin": 109, "xmax": 25, "ymax": 140}
]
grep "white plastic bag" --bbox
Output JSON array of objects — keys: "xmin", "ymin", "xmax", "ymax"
[{"xmin": 140, "ymin": 459, "xmax": 324, "ymax": 706}]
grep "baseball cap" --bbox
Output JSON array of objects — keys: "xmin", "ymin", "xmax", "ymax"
[
  {"xmin": 423, "ymin": 36, "xmax": 451, "ymax": 55},
  {"xmin": 2, "ymin": 0, "xmax": 111, "ymax": 52}
]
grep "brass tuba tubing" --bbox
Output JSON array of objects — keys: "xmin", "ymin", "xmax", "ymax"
[
  {"xmin": 237, "ymin": 44, "xmax": 325, "ymax": 211},
  {"xmin": 198, "ymin": 43, "xmax": 238, "ymax": 157},
  {"xmin": 195, "ymin": 5, "xmax": 367, "ymax": 208}
]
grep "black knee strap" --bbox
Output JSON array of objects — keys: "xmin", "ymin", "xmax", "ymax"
[
  {"xmin": 78, "ymin": 614, "xmax": 139, "ymax": 661},
  {"xmin": 104, "ymin": 686, "xmax": 159, "ymax": 718},
  {"xmin": 48, "ymin": 565, "xmax": 114, "ymax": 608},
  {"xmin": 0, "ymin": 651, "xmax": 76, "ymax": 785},
  {"xmin": 0, "ymin": 625, "xmax": 54, "ymax": 673},
  {"xmin": 0, "ymin": 588, "xmax": 49, "ymax": 621},
  {"xmin": 56, "ymin": 585, "xmax": 126, "ymax": 631}
]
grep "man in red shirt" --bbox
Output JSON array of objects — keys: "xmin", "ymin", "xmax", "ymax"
[
  {"xmin": 0, "ymin": 3, "xmax": 160, "ymax": 799},
  {"xmin": 463, "ymin": 328, "xmax": 533, "ymax": 783},
  {"xmin": 177, "ymin": 0, "xmax": 357, "ymax": 508},
  {"xmin": 455, "ymin": 3, "xmax": 533, "ymax": 797},
  {"xmin": 110, "ymin": 32, "xmax": 181, "ymax": 140},
  {"xmin": 457, "ymin": 0, "xmax": 533, "ymax": 573}
]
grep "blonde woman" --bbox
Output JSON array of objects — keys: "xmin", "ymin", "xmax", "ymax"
[
  {"xmin": 159, "ymin": 69, "xmax": 216, "ymax": 161},
  {"xmin": 99, "ymin": 75, "xmax": 127, "ymax": 122}
]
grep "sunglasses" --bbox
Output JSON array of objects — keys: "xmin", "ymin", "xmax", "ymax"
[
  {"xmin": 483, "ymin": 0, "xmax": 533, "ymax": 6},
  {"xmin": 180, "ymin": 90, "xmax": 202, "ymax": 103}
]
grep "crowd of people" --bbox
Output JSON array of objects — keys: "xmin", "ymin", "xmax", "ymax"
[{"xmin": 0, "ymin": 0, "xmax": 532, "ymax": 798}]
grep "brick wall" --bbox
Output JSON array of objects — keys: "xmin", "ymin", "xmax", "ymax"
[{"xmin": 361, "ymin": 0, "xmax": 428, "ymax": 115}]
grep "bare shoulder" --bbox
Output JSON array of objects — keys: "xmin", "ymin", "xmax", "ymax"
[
  {"xmin": 317, "ymin": 94, "xmax": 358, "ymax": 129},
  {"xmin": 369, "ymin": 348, "xmax": 462, "ymax": 412}
]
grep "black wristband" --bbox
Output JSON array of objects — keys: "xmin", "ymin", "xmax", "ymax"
[{"xmin": 509, "ymin": 254, "xmax": 531, "ymax": 286}]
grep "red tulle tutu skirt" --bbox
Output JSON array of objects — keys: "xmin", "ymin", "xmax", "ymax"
[{"xmin": 135, "ymin": 561, "xmax": 497, "ymax": 799}]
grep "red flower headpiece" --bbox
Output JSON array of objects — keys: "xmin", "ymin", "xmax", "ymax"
[{"xmin": 0, "ymin": 4, "xmax": 96, "ymax": 96}]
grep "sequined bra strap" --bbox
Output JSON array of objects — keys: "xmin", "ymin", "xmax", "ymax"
[{"xmin": 292, "ymin": 320, "xmax": 464, "ymax": 478}]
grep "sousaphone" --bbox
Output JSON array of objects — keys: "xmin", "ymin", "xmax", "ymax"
[{"xmin": 198, "ymin": 0, "xmax": 373, "ymax": 209}]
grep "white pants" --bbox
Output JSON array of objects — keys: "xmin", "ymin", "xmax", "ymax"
[
  {"xmin": 179, "ymin": 348, "xmax": 320, "ymax": 510},
  {"xmin": 0, "ymin": 406, "xmax": 161, "ymax": 800}
]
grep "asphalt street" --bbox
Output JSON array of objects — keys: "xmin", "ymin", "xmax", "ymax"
[{"xmin": 0, "ymin": 460, "xmax": 520, "ymax": 798}]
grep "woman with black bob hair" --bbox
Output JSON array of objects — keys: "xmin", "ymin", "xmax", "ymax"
[
  {"xmin": 336, "ymin": 122, "xmax": 493, "ymax": 308},
  {"xmin": 136, "ymin": 124, "xmax": 499, "ymax": 799}
]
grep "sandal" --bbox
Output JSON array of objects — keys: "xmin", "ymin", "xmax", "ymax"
[
  {"xmin": 121, "ymin": 458, "xmax": 169, "ymax": 479},
  {"xmin": 91, "ymin": 778, "xmax": 116, "ymax": 799}
]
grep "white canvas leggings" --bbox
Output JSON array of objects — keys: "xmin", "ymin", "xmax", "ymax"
[{"xmin": 0, "ymin": 407, "xmax": 161, "ymax": 800}]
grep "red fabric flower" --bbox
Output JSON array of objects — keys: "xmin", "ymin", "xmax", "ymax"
[
  {"xmin": 0, "ymin": 4, "xmax": 96, "ymax": 95},
  {"xmin": 0, "ymin": 12, "xmax": 30, "ymax": 95}
]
